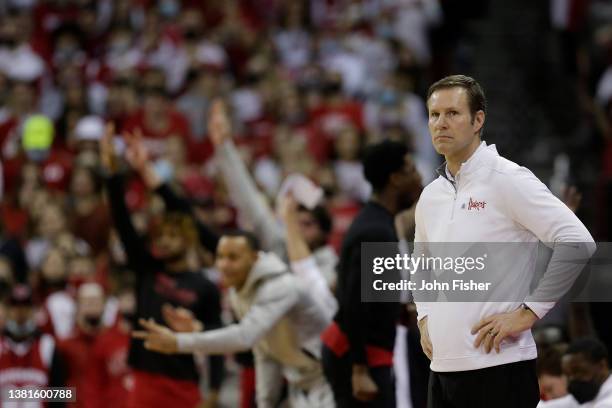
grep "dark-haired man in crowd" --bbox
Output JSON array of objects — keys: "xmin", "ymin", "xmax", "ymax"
[
  {"xmin": 133, "ymin": 230, "xmax": 335, "ymax": 408},
  {"xmin": 100, "ymin": 125, "xmax": 223, "ymax": 408},
  {"xmin": 321, "ymin": 140, "xmax": 422, "ymax": 407},
  {"xmin": 538, "ymin": 338, "xmax": 612, "ymax": 407}
]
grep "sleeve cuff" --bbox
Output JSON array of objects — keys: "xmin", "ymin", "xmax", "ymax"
[
  {"xmin": 177, "ymin": 333, "xmax": 198, "ymax": 353},
  {"xmin": 415, "ymin": 302, "xmax": 430, "ymax": 321},
  {"xmin": 523, "ymin": 301, "xmax": 555, "ymax": 319}
]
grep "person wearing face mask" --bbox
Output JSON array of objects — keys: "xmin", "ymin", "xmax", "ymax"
[
  {"xmin": 57, "ymin": 282, "xmax": 107, "ymax": 408},
  {"xmin": 537, "ymin": 338, "xmax": 612, "ymax": 408},
  {"xmin": 0, "ymin": 284, "xmax": 67, "ymax": 406},
  {"xmin": 86, "ymin": 285, "xmax": 136, "ymax": 408}
]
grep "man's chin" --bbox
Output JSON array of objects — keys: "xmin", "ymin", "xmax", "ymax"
[
  {"xmin": 159, "ymin": 252, "xmax": 185, "ymax": 264},
  {"xmin": 433, "ymin": 143, "xmax": 452, "ymax": 156}
]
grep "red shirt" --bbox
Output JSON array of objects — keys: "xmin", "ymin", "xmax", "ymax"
[
  {"xmin": 85, "ymin": 325, "xmax": 132, "ymax": 408},
  {"xmin": 0, "ymin": 334, "xmax": 57, "ymax": 408},
  {"xmin": 122, "ymin": 109, "xmax": 193, "ymax": 155},
  {"xmin": 57, "ymin": 329, "xmax": 99, "ymax": 408}
]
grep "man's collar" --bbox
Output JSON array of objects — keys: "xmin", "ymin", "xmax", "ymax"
[{"xmin": 436, "ymin": 141, "xmax": 496, "ymax": 181}]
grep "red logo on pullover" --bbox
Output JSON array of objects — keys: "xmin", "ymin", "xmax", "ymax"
[{"xmin": 468, "ymin": 197, "xmax": 486, "ymax": 211}]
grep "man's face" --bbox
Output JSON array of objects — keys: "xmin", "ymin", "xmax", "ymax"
[
  {"xmin": 296, "ymin": 211, "xmax": 325, "ymax": 249},
  {"xmin": 562, "ymin": 352, "xmax": 608, "ymax": 403},
  {"xmin": 215, "ymin": 236, "xmax": 258, "ymax": 289},
  {"xmin": 392, "ymin": 154, "xmax": 423, "ymax": 211},
  {"xmin": 77, "ymin": 290, "xmax": 105, "ymax": 332},
  {"xmin": 427, "ymin": 87, "xmax": 484, "ymax": 159},
  {"xmin": 562, "ymin": 353, "xmax": 605, "ymax": 384},
  {"xmin": 154, "ymin": 224, "xmax": 188, "ymax": 262},
  {"xmin": 7, "ymin": 304, "xmax": 33, "ymax": 325},
  {"xmin": 539, "ymin": 373, "xmax": 568, "ymax": 400}
]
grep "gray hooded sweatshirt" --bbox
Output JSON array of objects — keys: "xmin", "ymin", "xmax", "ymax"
[{"xmin": 177, "ymin": 252, "xmax": 330, "ymax": 406}]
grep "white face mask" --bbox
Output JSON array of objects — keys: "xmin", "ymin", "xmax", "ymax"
[{"xmin": 5, "ymin": 319, "xmax": 37, "ymax": 341}]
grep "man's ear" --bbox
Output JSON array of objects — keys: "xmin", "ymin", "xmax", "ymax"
[
  {"xmin": 389, "ymin": 171, "xmax": 403, "ymax": 187},
  {"xmin": 596, "ymin": 359, "xmax": 608, "ymax": 380},
  {"xmin": 474, "ymin": 110, "xmax": 485, "ymax": 134}
]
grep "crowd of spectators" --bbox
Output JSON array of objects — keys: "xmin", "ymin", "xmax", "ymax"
[{"xmin": 0, "ymin": 0, "xmax": 610, "ymax": 407}]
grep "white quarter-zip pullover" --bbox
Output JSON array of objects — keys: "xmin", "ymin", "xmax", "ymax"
[{"xmin": 414, "ymin": 142, "xmax": 595, "ymax": 372}]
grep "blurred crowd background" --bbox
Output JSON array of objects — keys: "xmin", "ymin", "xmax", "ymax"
[{"xmin": 0, "ymin": 0, "xmax": 611, "ymax": 407}]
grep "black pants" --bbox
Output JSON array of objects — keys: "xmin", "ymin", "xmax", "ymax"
[
  {"xmin": 427, "ymin": 359, "xmax": 539, "ymax": 408},
  {"xmin": 322, "ymin": 345, "xmax": 395, "ymax": 408}
]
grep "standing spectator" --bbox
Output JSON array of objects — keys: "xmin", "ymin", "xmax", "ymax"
[
  {"xmin": 101, "ymin": 124, "xmax": 223, "ymax": 408},
  {"xmin": 86, "ymin": 285, "xmax": 136, "ymax": 408},
  {"xmin": 133, "ymin": 230, "xmax": 335, "ymax": 408},
  {"xmin": 57, "ymin": 282, "xmax": 107, "ymax": 408},
  {"xmin": 321, "ymin": 140, "xmax": 422, "ymax": 407}
]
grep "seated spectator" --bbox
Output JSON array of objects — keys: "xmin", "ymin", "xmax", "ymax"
[
  {"xmin": 538, "ymin": 344, "xmax": 570, "ymax": 402},
  {"xmin": 537, "ymin": 338, "xmax": 612, "ymax": 407}
]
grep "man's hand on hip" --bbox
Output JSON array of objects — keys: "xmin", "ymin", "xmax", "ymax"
[
  {"xmin": 471, "ymin": 307, "xmax": 538, "ymax": 353},
  {"xmin": 417, "ymin": 316, "xmax": 433, "ymax": 360},
  {"xmin": 352, "ymin": 365, "xmax": 379, "ymax": 402}
]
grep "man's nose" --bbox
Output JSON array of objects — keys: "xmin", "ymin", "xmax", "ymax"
[{"xmin": 434, "ymin": 115, "xmax": 448, "ymax": 130}]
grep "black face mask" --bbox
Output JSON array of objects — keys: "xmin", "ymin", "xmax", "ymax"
[
  {"xmin": 84, "ymin": 315, "xmax": 101, "ymax": 328},
  {"xmin": 568, "ymin": 379, "xmax": 601, "ymax": 404}
]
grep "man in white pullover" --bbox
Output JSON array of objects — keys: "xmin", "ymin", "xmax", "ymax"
[{"xmin": 414, "ymin": 75, "xmax": 596, "ymax": 407}]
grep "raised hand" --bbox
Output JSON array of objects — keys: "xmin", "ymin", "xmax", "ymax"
[
  {"xmin": 277, "ymin": 193, "xmax": 299, "ymax": 223},
  {"xmin": 162, "ymin": 303, "xmax": 204, "ymax": 333},
  {"xmin": 208, "ymin": 99, "xmax": 231, "ymax": 147},
  {"xmin": 132, "ymin": 318, "xmax": 179, "ymax": 354},
  {"xmin": 100, "ymin": 122, "xmax": 118, "ymax": 173},
  {"xmin": 124, "ymin": 128, "xmax": 150, "ymax": 173}
]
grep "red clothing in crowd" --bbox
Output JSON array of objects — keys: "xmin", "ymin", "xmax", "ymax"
[
  {"xmin": 0, "ymin": 334, "xmax": 63, "ymax": 408},
  {"xmin": 86, "ymin": 325, "xmax": 133, "ymax": 408},
  {"xmin": 57, "ymin": 328, "xmax": 99, "ymax": 408},
  {"xmin": 70, "ymin": 203, "xmax": 112, "ymax": 256},
  {"xmin": 3, "ymin": 150, "xmax": 74, "ymax": 195},
  {"xmin": 122, "ymin": 109, "xmax": 192, "ymax": 150},
  {"xmin": 127, "ymin": 370, "xmax": 200, "ymax": 408},
  {"xmin": 307, "ymin": 101, "xmax": 364, "ymax": 162}
]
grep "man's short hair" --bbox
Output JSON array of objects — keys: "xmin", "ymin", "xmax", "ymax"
[
  {"xmin": 427, "ymin": 74, "xmax": 487, "ymax": 119},
  {"xmin": 221, "ymin": 230, "xmax": 261, "ymax": 252},
  {"xmin": 362, "ymin": 140, "xmax": 408, "ymax": 193},
  {"xmin": 537, "ymin": 344, "xmax": 567, "ymax": 377},
  {"xmin": 566, "ymin": 338, "xmax": 609, "ymax": 364},
  {"xmin": 298, "ymin": 204, "xmax": 333, "ymax": 235},
  {"xmin": 152, "ymin": 212, "xmax": 198, "ymax": 245}
]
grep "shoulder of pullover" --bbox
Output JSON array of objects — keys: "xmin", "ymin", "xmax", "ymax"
[{"xmin": 252, "ymin": 272, "xmax": 300, "ymax": 307}]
